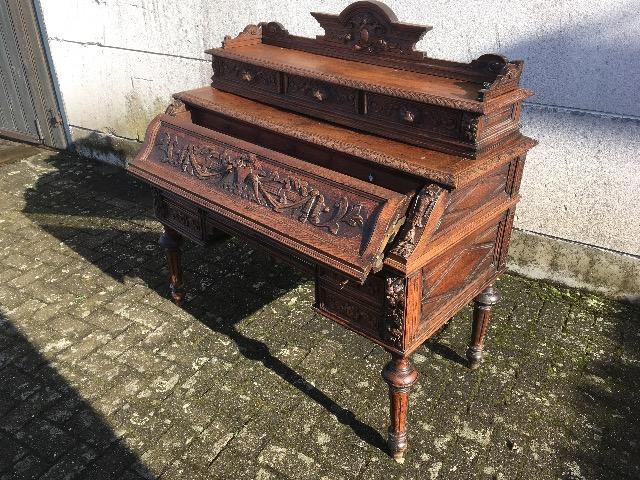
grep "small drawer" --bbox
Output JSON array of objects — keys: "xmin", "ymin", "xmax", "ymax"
[
  {"xmin": 317, "ymin": 268, "xmax": 385, "ymax": 307},
  {"xmin": 154, "ymin": 192, "xmax": 205, "ymax": 242},
  {"xmin": 214, "ymin": 57, "xmax": 280, "ymax": 94},
  {"xmin": 315, "ymin": 280, "xmax": 382, "ymax": 338},
  {"xmin": 365, "ymin": 92, "xmax": 462, "ymax": 139},
  {"xmin": 285, "ymin": 74, "xmax": 357, "ymax": 115}
]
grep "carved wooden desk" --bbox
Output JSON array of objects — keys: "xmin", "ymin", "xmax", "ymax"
[{"xmin": 128, "ymin": 1, "xmax": 536, "ymax": 461}]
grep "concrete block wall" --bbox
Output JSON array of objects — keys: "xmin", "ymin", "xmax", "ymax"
[{"xmin": 37, "ymin": 0, "xmax": 640, "ymax": 298}]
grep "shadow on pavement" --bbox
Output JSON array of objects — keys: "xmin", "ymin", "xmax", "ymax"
[
  {"xmin": 14, "ymin": 151, "xmax": 386, "ymax": 477},
  {"xmin": 0, "ymin": 311, "xmax": 154, "ymax": 479}
]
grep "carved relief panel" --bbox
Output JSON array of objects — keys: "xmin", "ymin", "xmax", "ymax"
[
  {"xmin": 153, "ymin": 128, "xmax": 368, "ymax": 239},
  {"xmin": 130, "ymin": 116, "xmax": 411, "ymax": 283}
]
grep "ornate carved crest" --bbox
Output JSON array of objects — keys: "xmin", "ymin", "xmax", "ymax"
[
  {"xmin": 227, "ymin": 3, "xmax": 525, "ymax": 105},
  {"xmin": 311, "ymin": 1, "xmax": 430, "ymax": 59},
  {"xmin": 261, "ymin": 22, "xmax": 289, "ymax": 40},
  {"xmin": 383, "ymin": 276, "xmax": 405, "ymax": 348},
  {"xmin": 390, "ymin": 184, "xmax": 445, "ymax": 258},
  {"xmin": 154, "ymin": 130, "xmax": 367, "ymax": 237}
]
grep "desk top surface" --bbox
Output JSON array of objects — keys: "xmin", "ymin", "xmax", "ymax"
[{"xmin": 176, "ymin": 87, "xmax": 536, "ymax": 188}]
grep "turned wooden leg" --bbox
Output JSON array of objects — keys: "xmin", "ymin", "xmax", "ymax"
[
  {"xmin": 381, "ymin": 353, "xmax": 418, "ymax": 462},
  {"xmin": 466, "ymin": 284, "xmax": 501, "ymax": 370},
  {"xmin": 159, "ymin": 226, "xmax": 184, "ymax": 306}
]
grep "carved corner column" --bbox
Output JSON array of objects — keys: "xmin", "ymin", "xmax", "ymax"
[
  {"xmin": 466, "ymin": 284, "xmax": 501, "ymax": 369},
  {"xmin": 159, "ymin": 225, "xmax": 185, "ymax": 306},
  {"xmin": 381, "ymin": 275, "xmax": 417, "ymax": 461},
  {"xmin": 381, "ymin": 353, "xmax": 417, "ymax": 462}
]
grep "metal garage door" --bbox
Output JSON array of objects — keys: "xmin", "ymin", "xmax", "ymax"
[{"xmin": 0, "ymin": 0, "xmax": 66, "ymax": 148}]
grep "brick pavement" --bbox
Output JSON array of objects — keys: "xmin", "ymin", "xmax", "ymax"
[{"xmin": 0, "ymin": 144, "xmax": 638, "ymax": 479}]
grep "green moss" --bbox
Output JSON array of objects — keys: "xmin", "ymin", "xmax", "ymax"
[
  {"xmin": 71, "ymin": 92, "xmax": 168, "ymax": 165},
  {"xmin": 109, "ymin": 93, "xmax": 166, "ymax": 142}
]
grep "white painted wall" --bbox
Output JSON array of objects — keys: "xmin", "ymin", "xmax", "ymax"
[{"xmin": 39, "ymin": 0, "xmax": 640, "ymax": 258}]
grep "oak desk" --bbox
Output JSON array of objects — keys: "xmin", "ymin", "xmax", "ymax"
[{"xmin": 129, "ymin": 0, "xmax": 536, "ymax": 460}]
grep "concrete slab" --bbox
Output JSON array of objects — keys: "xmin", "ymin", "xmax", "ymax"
[{"xmin": 0, "ymin": 139, "xmax": 47, "ymax": 166}]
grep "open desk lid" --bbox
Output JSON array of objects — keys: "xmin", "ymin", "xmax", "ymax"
[{"xmin": 129, "ymin": 112, "xmax": 410, "ymax": 283}]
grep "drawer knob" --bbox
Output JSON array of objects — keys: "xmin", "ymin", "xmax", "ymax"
[
  {"xmin": 240, "ymin": 70, "xmax": 253, "ymax": 82},
  {"xmin": 312, "ymin": 89, "xmax": 325, "ymax": 102},
  {"xmin": 401, "ymin": 108, "xmax": 416, "ymax": 123}
]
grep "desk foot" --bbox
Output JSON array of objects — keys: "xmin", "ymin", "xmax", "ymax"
[
  {"xmin": 466, "ymin": 284, "xmax": 501, "ymax": 369},
  {"xmin": 382, "ymin": 353, "xmax": 417, "ymax": 460},
  {"xmin": 159, "ymin": 226, "xmax": 184, "ymax": 306}
]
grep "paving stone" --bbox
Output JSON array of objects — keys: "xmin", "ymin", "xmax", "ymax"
[
  {"xmin": 81, "ymin": 308, "xmax": 131, "ymax": 333},
  {"xmin": 14, "ymin": 418, "xmax": 76, "ymax": 463},
  {"xmin": 38, "ymin": 443, "xmax": 97, "ymax": 480},
  {"xmin": 160, "ymin": 460, "xmax": 214, "ymax": 480},
  {"xmin": 0, "ymin": 150, "xmax": 637, "ymax": 479},
  {"xmin": 42, "ymin": 396, "xmax": 84, "ymax": 426},
  {"xmin": 64, "ymin": 408, "xmax": 120, "ymax": 451},
  {"xmin": 257, "ymin": 444, "xmax": 322, "ymax": 479},
  {"xmin": 0, "ymin": 431, "xmax": 28, "ymax": 472},
  {"xmin": 77, "ymin": 442, "xmax": 138, "ymax": 480},
  {"xmin": 0, "ymin": 386, "xmax": 62, "ymax": 433},
  {"xmin": 55, "ymin": 331, "xmax": 113, "ymax": 365},
  {"xmin": 2, "ymin": 453, "xmax": 49, "ymax": 480}
]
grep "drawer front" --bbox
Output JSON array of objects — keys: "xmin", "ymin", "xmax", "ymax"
[
  {"xmin": 154, "ymin": 191, "xmax": 204, "ymax": 242},
  {"xmin": 315, "ymin": 268, "xmax": 384, "ymax": 339},
  {"xmin": 210, "ymin": 53, "xmax": 524, "ymax": 158},
  {"xmin": 285, "ymin": 74, "xmax": 357, "ymax": 116},
  {"xmin": 129, "ymin": 114, "xmax": 409, "ymax": 283},
  {"xmin": 315, "ymin": 282, "xmax": 382, "ymax": 337},
  {"xmin": 214, "ymin": 57, "xmax": 280, "ymax": 94},
  {"xmin": 315, "ymin": 268, "xmax": 407, "ymax": 350},
  {"xmin": 317, "ymin": 267, "xmax": 385, "ymax": 306},
  {"xmin": 365, "ymin": 93, "xmax": 462, "ymax": 139}
]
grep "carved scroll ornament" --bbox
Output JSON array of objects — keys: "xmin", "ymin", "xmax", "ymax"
[
  {"xmin": 221, "ymin": 24, "xmax": 263, "ymax": 48},
  {"xmin": 154, "ymin": 131, "xmax": 367, "ymax": 237},
  {"xmin": 390, "ymin": 184, "xmax": 445, "ymax": 258},
  {"xmin": 164, "ymin": 99, "xmax": 186, "ymax": 117}
]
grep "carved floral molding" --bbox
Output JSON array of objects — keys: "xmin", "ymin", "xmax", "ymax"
[{"xmin": 383, "ymin": 276, "xmax": 405, "ymax": 348}]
